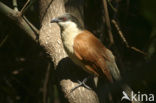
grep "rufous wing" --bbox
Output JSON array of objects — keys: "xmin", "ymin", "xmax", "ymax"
[{"xmin": 73, "ymin": 30, "xmax": 113, "ymax": 82}]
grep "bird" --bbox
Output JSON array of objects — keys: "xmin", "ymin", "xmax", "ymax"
[
  {"xmin": 50, "ymin": 13, "xmax": 121, "ymax": 84},
  {"xmin": 50, "ymin": 14, "xmax": 142, "ymax": 103}
]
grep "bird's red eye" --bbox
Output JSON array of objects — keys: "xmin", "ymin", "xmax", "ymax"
[{"xmin": 61, "ymin": 17, "xmax": 67, "ymax": 21}]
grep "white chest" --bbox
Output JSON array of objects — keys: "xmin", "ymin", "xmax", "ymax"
[
  {"xmin": 60, "ymin": 21, "xmax": 82, "ymax": 55},
  {"xmin": 62, "ymin": 30, "xmax": 76, "ymax": 54},
  {"xmin": 59, "ymin": 21, "xmax": 84, "ymax": 67},
  {"xmin": 62, "ymin": 29, "xmax": 84, "ymax": 68}
]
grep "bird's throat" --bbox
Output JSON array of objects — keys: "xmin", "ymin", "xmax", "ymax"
[{"xmin": 61, "ymin": 25, "xmax": 82, "ymax": 55}]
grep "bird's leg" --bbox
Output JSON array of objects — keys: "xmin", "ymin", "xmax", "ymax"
[{"xmin": 70, "ymin": 77, "xmax": 92, "ymax": 93}]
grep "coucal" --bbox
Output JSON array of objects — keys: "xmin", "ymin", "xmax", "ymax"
[
  {"xmin": 50, "ymin": 14, "xmax": 142, "ymax": 103},
  {"xmin": 51, "ymin": 13, "xmax": 120, "ymax": 84}
]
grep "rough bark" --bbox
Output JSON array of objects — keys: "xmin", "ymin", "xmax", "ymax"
[{"xmin": 39, "ymin": 0, "xmax": 99, "ymax": 103}]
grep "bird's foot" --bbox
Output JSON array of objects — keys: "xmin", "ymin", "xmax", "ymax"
[{"xmin": 70, "ymin": 77, "xmax": 91, "ymax": 93}]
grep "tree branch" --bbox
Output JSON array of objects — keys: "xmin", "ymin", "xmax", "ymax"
[
  {"xmin": 12, "ymin": 0, "xmax": 18, "ymax": 11},
  {"xmin": 0, "ymin": 1, "xmax": 38, "ymax": 42},
  {"xmin": 43, "ymin": 63, "xmax": 51, "ymax": 103},
  {"xmin": 107, "ymin": 0, "xmax": 117, "ymax": 13},
  {"xmin": 102, "ymin": 0, "xmax": 114, "ymax": 45},
  {"xmin": 0, "ymin": 33, "xmax": 9, "ymax": 47},
  {"xmin": 39, "ymin": 0, "xmax": 99, "ymax": 102},
  {"xmin": 20, "ymin": 0, "xmax": 30, "ymax": 15},
  {"xmin": 111, "ymin": 19, "xmax": 147, "ymax": 55}
]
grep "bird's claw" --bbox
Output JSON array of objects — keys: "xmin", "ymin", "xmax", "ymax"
[{"xmin": 70, "ymin": 77, "xmax": 91, "ymax": 93}]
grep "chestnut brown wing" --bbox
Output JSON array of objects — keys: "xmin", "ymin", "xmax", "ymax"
[{"xmin": 74, "ymin": 30, "xmax": 113, "ymax": 82}]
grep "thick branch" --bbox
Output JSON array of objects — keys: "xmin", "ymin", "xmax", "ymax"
[
  {"xmin": 0, "ymin": 1, "xmax": 38, "ymax": 42},
  {"xmin": 39, "ymin": 0, "xmax": 99, "ymax": 102}
]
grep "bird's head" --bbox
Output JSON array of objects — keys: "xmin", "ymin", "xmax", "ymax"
[{"xmin": 50, "ymin": 13, "xmax": 83, "ymax": 30}]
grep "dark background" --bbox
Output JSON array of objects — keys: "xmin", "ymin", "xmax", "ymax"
[{"xmin": 0, "ymin": 0, "xmax": 156, "ymax": 103}]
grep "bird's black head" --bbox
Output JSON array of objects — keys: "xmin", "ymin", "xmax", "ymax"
[{"xmin": 50, "ymin": 13, "xmax": 83, "ymax": 30}]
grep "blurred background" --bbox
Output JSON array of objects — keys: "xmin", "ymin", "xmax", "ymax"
[{"xmin": 0, "ymin": 0, "xmax": 155, "ymax": 103}]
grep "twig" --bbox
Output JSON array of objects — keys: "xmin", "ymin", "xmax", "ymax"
[
  {"xmin": 20, "ymin": 0, "xmax": 30, "ymax": 15},
  {"xmin": 23, "ymin": 16, "xmax": 39, "ymax": 35},
  {"xmin": 107, "ymin": 0, "xmax": 117, "ymax": 13},
  {"xmin": 130, "ymin": 47, "xmax": 147, "ymax": 55},
  {"xmin": 43, "ymin": 63, "xmax": 51, "ymax": 103},
  {"xmin": 0, "ymin": 1, "xmax": 38, "ymax": 42},
  {"xmin": 0, "ymin": 34, "xmax": 9, "ymax": 47},
  {"xmin": 102, "ymin": 0, "xmax": 114, "ymax": 45},
  {"xmin": 111, "ymin": 19, "xmax": 129, "ymax": 47},
  {"xmin": 13, "ymin": 0, "xmax": 39, "ymax": 35},
  {"xmin": 12, "ymin": 0, "xmax": 18, "ymax": 11},
  {"xmin": 111, "ymin": 19, "xmax": 147, "ymax": 55}
]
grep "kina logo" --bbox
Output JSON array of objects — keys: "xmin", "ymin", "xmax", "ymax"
[
  {"xmin": 121, "ymin": 91, "xmax": 155, "ymax": 102},
  {"xmin": 121, "ymin": 91, "xmax": 131, "ymax": 101}
]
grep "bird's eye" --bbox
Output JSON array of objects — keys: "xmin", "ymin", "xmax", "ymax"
[{"xmin": 61, "ymin": 17, "xmax": 67, "ymax": 21}]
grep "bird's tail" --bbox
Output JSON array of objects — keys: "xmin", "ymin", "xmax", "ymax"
[
  {"xmin": 106, "ymin": 60, "xmax": 143, "ymax": 103},
  {"xmin": 106, "ymin": 61, "xmax": 121, "ymax": 81}
]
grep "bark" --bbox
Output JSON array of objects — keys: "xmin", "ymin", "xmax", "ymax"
[{"xmin": 39, "ymin": 0, "xmax": 99, "ymax": 103}]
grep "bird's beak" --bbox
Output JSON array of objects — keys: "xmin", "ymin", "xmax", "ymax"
[{"xmin": 50, "ymin": 18, "xmax": 60, "ymax": 23}]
